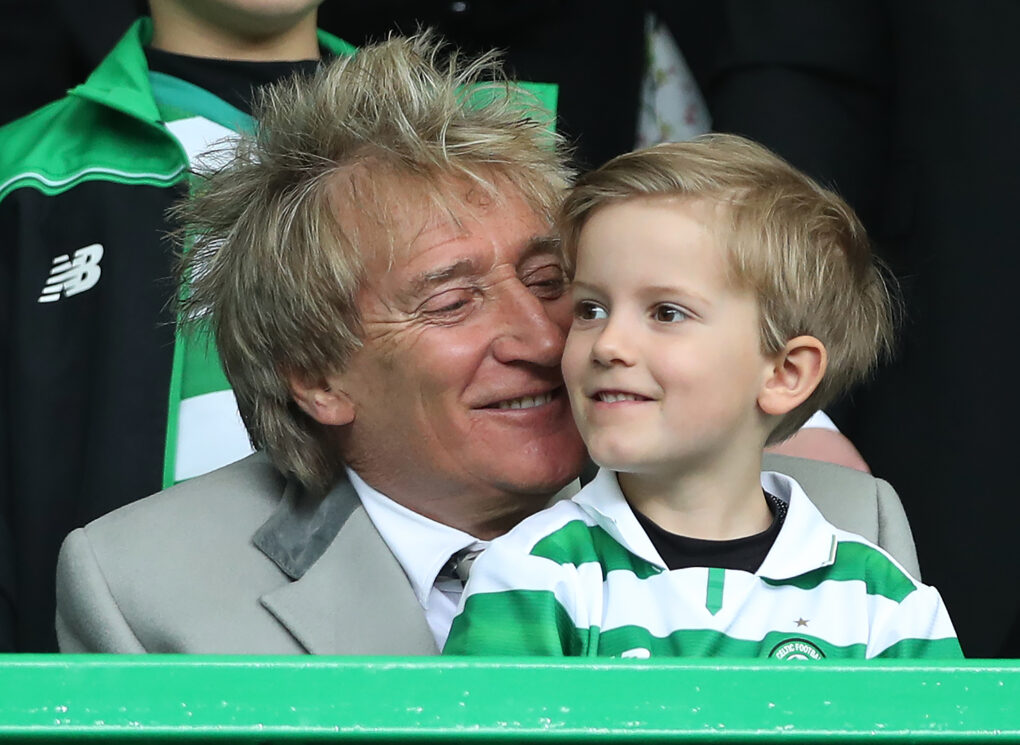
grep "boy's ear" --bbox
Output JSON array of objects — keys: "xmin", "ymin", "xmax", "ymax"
[
  {"xmin": 289, "ymin": 372, "xmax": 355, "ymax": 427},
  {"xmin": 758, "ymin": 335, "xmax": 827, "ymax": 417}
]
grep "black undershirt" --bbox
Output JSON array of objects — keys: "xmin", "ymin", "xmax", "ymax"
[
  {"xmin": 144, "ymin": 47, "xmax": 324, "ymax": 116},
  {"xmin": 632, "ymin": 493, "xmax": 788, "ymax": 573}
]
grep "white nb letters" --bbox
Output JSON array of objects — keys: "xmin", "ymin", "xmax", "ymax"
[{"xmin": 38, "ymin": 243, "xmax": 104, "ymax": 303}]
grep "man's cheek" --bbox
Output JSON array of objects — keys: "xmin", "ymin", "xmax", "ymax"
[{"xmin": 544, "ymin": 296, "xmax": 574, "ymax": 335}]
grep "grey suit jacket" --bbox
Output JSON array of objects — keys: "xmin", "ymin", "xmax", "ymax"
[{"xmin": 55, "ymin": 452, "xmax": 919, "ymax": 654}]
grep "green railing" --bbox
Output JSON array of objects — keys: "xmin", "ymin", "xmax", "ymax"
[{"xmin": 0, "ymin": 656, "xmax": 1017, "ymax": 742}]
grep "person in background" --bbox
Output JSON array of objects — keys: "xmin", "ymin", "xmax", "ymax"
[{"xmin": 0, "ymin": 0, "xmax": 348, "ymax": 651}]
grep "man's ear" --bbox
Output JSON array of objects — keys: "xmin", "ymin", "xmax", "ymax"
[
  {"xmin": 758, "ymin": 335, "xmax": 827, "ymax": 416},
  {"xmin": 289, "ymin": 373, "xmax": 355, "ymax": 426}
]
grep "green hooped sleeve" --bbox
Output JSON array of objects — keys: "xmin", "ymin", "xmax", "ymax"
[{"xmin": 444, "ymin": 589, "xmax": 588, "ymax": 656}]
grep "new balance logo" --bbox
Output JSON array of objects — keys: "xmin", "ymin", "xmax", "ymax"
[{"xmin": 38, "ymin": 244, "xmax": 104, "ymax": 303}]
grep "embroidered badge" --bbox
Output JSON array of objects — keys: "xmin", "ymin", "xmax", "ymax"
[{"xmin": 769, "ymin": 638, "xmax": 825, "ymax": 660}]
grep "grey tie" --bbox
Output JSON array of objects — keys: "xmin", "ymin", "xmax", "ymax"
[{"xmin": 439, "ymin": 547, "xmax": 483, "ymax": 584}]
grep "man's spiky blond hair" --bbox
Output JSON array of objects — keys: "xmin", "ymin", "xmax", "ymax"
[{"xmin": 176, "ymin": 32, "xmax": 572, "ymax": 493}]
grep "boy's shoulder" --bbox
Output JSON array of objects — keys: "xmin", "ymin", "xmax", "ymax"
[
  {"xmin": 761, "ymin": 455, "xmax": 921, "ymax": 578},
  {"xmin": 767, "ymin": 472, "xmax": 923, "ymax": 602},
  {"xmin": 489, "ymin": 498, "xmax": 595, "ymax": 558},
  {"xmin": 822, "ymin": 525, "xmax": 923, "ymax": 602}
]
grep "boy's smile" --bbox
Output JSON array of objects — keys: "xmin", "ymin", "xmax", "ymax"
[{"xmin": 562, "ymin": 197, "xmax": 776, "ymax": 483}]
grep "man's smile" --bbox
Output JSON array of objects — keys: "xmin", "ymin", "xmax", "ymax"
[
  {"xmin": 491, "ymin": 391, "xmax": 556, "ymax": 410},
  {"xmin": 479, "ymin": 386, "xmax": 564, "ymax": 411}
]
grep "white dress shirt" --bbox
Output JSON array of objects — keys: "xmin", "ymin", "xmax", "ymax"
[
  {"xmin": 347, "ymin": 468, "xmax": 487, "ymax": 649},
  {"xmin": 347, "ymin": 468, "xmax": 580, "ymax": 649}
]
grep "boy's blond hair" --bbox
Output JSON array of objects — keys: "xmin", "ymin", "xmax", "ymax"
[
  {"xmin": 175, "ymin": 32, "xmax": 572, "ymax": 494},
  {"xmin": 559, "ymin": 133, "xmax": 895, "ymax": 443}
]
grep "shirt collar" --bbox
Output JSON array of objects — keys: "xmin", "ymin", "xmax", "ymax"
[
  {"xmin": 756, "ymin": 471, "xmax": 839, "ymax": 580},
  {"xmin": 573, "ymin": 468, "xmax": 667, "ymax": 569},
  {"xmin": 346, "ymin": 468, "xmax": 485, "ymax": 609},
  {"xmin": 573, "ymin": 468, "xmax": 838, "ymax": 580}
]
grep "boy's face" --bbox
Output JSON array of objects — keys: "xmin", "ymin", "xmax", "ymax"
[{"xmin": 562, "ymin": 197, "xmax": 776, "ymax": 477}]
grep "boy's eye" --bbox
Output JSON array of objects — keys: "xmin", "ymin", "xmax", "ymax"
[
  {"xmin": 653, "ymin": 304, "xmax": 688, "ymax": 323},
  {"xmin": 574, "ymin": 300, "xmax": 608, "ymax": 321}
]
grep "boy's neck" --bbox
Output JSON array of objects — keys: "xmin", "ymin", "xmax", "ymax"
[
  {"xmin": 149, "ymin": 3, "xmax": 321, "ymax": 61},
  {"xmin": 619, "ymin": 450, "xmax": 772, "ymax": 541}
]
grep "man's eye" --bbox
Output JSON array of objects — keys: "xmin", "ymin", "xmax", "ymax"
[
  {"xmin": 524, "ymin": 265, "xmax": 567, "ymax": 299},
  {"xmin": 419, "ymin": 288, "xmax": 475, "ymax": 314},
  {"xmin": 574, "ymin": 300, "xmax": 608, "ymax": 321},
  {"xmin": 653, "ymin": 304, "xmax": 688, "ymax": 323}
]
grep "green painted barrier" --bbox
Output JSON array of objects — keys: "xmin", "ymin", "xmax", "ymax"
[{"xmin": 0, "ymin": 656, "xmax": 1017, "ymax": 742}]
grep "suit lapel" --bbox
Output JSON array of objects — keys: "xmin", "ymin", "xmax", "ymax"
[{"xmin": 255, "ymin": 473, "xmax": 437, "ymax": 655}]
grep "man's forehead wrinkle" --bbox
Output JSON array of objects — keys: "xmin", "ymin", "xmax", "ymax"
[
  {"xmin": 407, "ymin": 206, "xmax": 469, "ymax": 248},
  {"xmin": 326, "ymin": 168, "xmax": 388, "ymax": 238},
  {"xmin": 327, "ymin": 167, "xmax": 440, "ymax": 277}
]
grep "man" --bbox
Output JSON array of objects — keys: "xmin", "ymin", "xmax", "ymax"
[
  {"xmin": 55, "ymin": 33, "xmax": 919, "ymax": 654},
  {"xmin": 0, "ymin": 0, "xmax": 347, "ymax": 651}
]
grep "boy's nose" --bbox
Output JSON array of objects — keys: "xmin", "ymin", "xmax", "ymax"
[{"xmin": 590, "ymin": 318, "xmax": 636, "ymax": 368}]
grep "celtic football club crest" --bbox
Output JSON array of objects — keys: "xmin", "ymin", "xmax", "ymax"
[{"xmin": 769, "ymin": 638, "xmax": 825, "ymax": 660}]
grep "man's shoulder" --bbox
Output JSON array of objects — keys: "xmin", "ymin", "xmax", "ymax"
[
  {"xmin": 763, "ymin": 453, "xmax": 883, "ymax": 535},
  {"xmin": 762, "ymin": 453, "xmax": 920, "ymax": 578},
  {"xmin": 763, "ymin": 452, "xmax": 885, "ymax": 493},
  {"xmin": 56, "ymin": 453, "xmax": 326, "ymax": 654},
  {"xmin": 83, "ymin": 453, "xmax": 287, "ymax": 542}
]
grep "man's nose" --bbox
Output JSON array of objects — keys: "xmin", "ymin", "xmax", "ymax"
[{"xmin": 490, "ymin": 282, "xmax": 566, "ymax": 367}]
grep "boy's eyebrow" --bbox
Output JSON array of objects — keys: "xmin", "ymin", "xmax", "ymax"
[
  {"xmin": 569, "ymin": 279, "xmax": 604, "ymax": 294},
  {"xmin": 570, "ymin": 280, "xmax": 714, "ymax": 308},
  {"xmin": 644, "ymin": 284, "xmax": 713, "ymax": 307}
]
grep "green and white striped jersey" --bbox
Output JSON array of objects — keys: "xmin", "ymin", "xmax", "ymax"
[{"xmin": 445, "ymin": 469, "xmax": 962, "ymax": 659}]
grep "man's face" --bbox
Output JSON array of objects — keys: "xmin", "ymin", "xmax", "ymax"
[
  {"xmin": 332, "ymin": 182, "xmax": 586, "ymax": 529},
  {"xmin": 562, "ymin": 198, "xmax": 774, "ymax": 477}
]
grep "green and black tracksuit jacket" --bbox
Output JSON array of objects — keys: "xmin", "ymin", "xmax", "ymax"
[{"xmin": 0, "ymin": 18, "xmax": 353, "ymax": 650}]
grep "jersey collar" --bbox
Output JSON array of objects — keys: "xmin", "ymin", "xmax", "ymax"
[
  {"xmin": 69, "ymin": 17, "xmax": 355, "ymax": 127},
  {"xmin": 573, "ymin": 468, "xmax": 839, "ymax": 581}
]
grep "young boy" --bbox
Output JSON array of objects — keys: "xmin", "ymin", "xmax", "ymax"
[{"xmin": 444, "ymin": 134, "xmax": 962, "ymax": 660}]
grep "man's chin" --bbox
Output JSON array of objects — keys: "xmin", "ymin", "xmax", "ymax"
[
  {"xmin": 474, "ymin": 482, "xmax": 566, "ymax": 538},
  {"xmin": 490, "ymin": 447, "xmax": 587, "ymax": 497}
]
